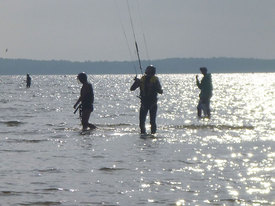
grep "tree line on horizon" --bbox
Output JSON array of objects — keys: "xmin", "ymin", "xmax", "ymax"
[{"xmin": 0, "ymin": 57, "xmax": 274, "ymax": 75}]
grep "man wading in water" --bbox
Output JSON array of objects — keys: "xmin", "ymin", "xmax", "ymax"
[
  {"xmin": 74, "ymin": 72, "xmax": 96, "ymax": 131},
  {"xmin": 130, "ymin": 65, "xmax": 163, "ymax": 134},
  {"xmin": 196, "ymin": 67, "xmax": 213, "ymax": 118}
]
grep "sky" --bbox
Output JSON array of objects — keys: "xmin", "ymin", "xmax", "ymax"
[{"xmin": 0, "ymin": 0, "xmax": 275, "ymax": 62}]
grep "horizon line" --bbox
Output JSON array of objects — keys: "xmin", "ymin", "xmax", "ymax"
[{"xmin": 1, "ymin": 56, "xmax": 275, "ymax": 63}]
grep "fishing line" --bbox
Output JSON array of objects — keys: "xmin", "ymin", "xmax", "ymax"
[
  {"xmin": 114, "ymin": 0, "xmax": 138, "ymax": 76},
  {"xmin": 126, "ymin": 0, "xmax": 143, "ymax": 74},
  {"xmin": 136, "ymin": 0, "xmax": 151, "ymax": 63}
]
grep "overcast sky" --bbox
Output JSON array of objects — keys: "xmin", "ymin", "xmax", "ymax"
[{"xmin": 0, "ymin": 0, "xmax": 275, "ymax": 62}]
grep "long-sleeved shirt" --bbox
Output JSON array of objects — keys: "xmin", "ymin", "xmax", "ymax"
[
  {"xmin": 131, "ymin": 75, "xmax": 163, "ymax": 104},
  {"xmin": 196, "ymin": 73, "xmax": 213, "ymax": 99}
]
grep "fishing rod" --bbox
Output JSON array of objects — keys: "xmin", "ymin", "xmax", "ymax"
[
  {"xmin": 126, "ymin": 0, "xmax": 143, "ymax": 75},
  {"xmin": 73, "ymin": 104, "xmax": 82, "ymax": 114},
  {"xmin": 135, "ymin": 41, "xmax": 143, "ymax": 74}
]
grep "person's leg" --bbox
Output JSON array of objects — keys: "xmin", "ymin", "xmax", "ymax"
[
  {"xmin": 149, "ymin": 104, "xmax": 157, "ymax": 134},
  {"xmin": 139, "ymin": 104, "xmax": 148, "ymax": 134},
  {"xmin": 197, "ymin": 99, "xmax": 202, "ymax": 117},
  {"xmin": 81, "ymin": 109, "xmax": 92, "ymax": 130},
  {"xmin": 88, "ymin": 123, "xmax": 96, "ymax": 129},
  {"xmin": 205, "ymin": 99, "xmax": 211, "ymax": 118},
  {"xmin": 201, "ymin": 102, "xmax": 207, "ymax": 117},
  {"xmin": 199, "ymin": 98, "xmax": 211, "ymax": 118}
]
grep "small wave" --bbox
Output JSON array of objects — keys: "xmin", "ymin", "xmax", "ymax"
[
  {"xmin": 34, "ymin": 168, "xmax": 63, "ymax": 174},
  {"xmin": 13, "ymin": 115, "xmax": 34, "ymax": 118},
  {"xmin": 99, "ymin": 167, "xmax": 127, "ymax": 172},
  {"xmin": 0, "ymin": 191, "xmax": 20, "ymax": 197},
  {"xmin": 0, "ymin": 149, "xmax": 29, "ymax": 153},
  {"xmin": 92, "ymin": 155, "xmax": 105, "ymax": 159},
  {"xmin": 100, "ymin": 113, "xmax": 130, "ymax": 118},
  {"xmin": 39, "ymin": 188, "xmax": 62, "ymax": 192},
  {"xmin": 178, "ymin": 160, "xmax": 197, "ymax": 165},
  {"xmin": 18, "ymin": 201, "xmax": 62, "ymax": 205},
  {"xmin": 97, "ymin": 123, "xmax": 132, "ymax": 128},
  {"xmin": 0, "ymin": 120, "xmax": 25, "ymax": 127},
  {"xmin": 168, "ymin": 124, "xmax": 254, "ymax": 130},
  {"xmin": 5, "ymin": 139, "xmax": 47, "ymax": 144},
  {"xmin": 0, "ymin": 190, "xmax": 39, "ymax": 197},
  {"xmin": 0, "ymin": 99, "xmax": 9, "ymax": 103}
]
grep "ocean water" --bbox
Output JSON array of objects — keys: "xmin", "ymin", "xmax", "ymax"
[{"xmin": 0, "ymin": 73, "xmax": 274, "ymax": 206}]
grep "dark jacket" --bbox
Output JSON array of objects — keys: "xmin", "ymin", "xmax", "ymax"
[
  {"xmin": 131, "ymin": 75, "xmax": 163, "ymax": 104},
  {"xmin": 81, "ymin": 83, "xmax": 94, "ymax": 110},
  {"xmin": 196, "ymin": 73, "xmax": 213, "ymax": 99}
]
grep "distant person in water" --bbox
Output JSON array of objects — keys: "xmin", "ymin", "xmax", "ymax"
[
  {"xmin": 130, "ymin": 65, "xmax": 163, "ymax": 134},
  {"xmin": 26, "ymin": 74, "xmax": 31, "ymax": 88},
  {"xmin": 196, "ymin": 67, "xmax": 213, "ymax": 118},
  {"xmin": 74, "ymin": 72, "xmax": 96, "ymax": 131}
]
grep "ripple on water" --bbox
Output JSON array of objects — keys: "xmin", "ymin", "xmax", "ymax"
[
  {"xmin": 4, "ymin": 139, "xmax": 48, "ymax": 144},
  {"xmin": 0, "ymin": 74, "xmax": 274, "ymax": 206},
  {"xmin": 168, "ymin": 124, "xmax": 254, "ymax": 130},
  {"xmin": 99, "ymin": 167, "xmax": 128, "ymax": 172},
  {"xmin": 18, "ymin": 201, "xmax": 62, "ymax": 205},
  {"xmin": 0, "ymin": 120, "xmax": 25, "ymax": 127},
  {"xmin": 33, "ymin": 168, "xmax": 63, "ymax": 174}
]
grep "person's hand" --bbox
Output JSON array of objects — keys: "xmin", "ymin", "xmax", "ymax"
[
  {"xmin": 134, "ymin": 76, "xmax": 140, "ymax": 82},
  {"xmin": 73, "ymin": 104, "xmax": 77, "ymax": 109}
]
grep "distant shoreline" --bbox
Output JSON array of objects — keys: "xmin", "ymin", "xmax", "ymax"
[{"xmin": 1, "ymin": 57, "xmax": 274, "ymax": 75}]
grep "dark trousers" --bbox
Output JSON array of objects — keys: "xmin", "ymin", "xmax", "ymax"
[
  {"xmin": 81, "ymin": 108, "xmax": 95, "ymax": 130},
  {"xmin": 197, "ymin": 97, "xmax": 211, "ymax": 117},
  {"xmin": 139, "ymin": 103, "xmax": 157, "ymax": 134}
]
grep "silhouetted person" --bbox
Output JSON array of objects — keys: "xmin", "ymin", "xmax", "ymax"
[
  {"xmin": 26, "ymin": 74, "xmax": 31, "ymax": 88},
  {"xmin": 130, "ymin": 65, "xmax": 163, "ymax": 134},
  {"xmin": 74, "ymin": 72, "xmax": 96, "ymax": 131},
  {"xmin": 196, "ymin": 67, "xmax": 213, "ymax": 118}
]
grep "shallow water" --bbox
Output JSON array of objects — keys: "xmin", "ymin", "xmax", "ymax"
[{"xmin": 0, "ymin": 73, "xmax": 274, "ymax": 205}]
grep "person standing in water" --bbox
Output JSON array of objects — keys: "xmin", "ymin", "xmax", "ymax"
[
  {"xmin": 130, "ymin": 65, "xmax": 163, "ymax": 134},
  {"xmin": 196, "ymin": 67, "xmax": 213, "ymax": 118},
  {"xmin": 26, "ymin": 74, "xmax": 31, "ymax": 88},
  {"xmin": 74, "ymin": 72, "xmax": 96, "ymax": 131}
]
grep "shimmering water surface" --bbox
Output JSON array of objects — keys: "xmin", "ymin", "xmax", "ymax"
[{"xmin": 0, "ymin": 73, "xmax": 274, "ymax": 205}]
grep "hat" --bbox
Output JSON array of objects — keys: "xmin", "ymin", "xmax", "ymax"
[
  {"xmin": 77, "ymin": 72, "xmax": 87, "ymax": 83},
  {"xmin": 145, "ymin": 65, "xmax": 156, "ymax": 76},
  {"xmin": 200, "ymin": 67, "xmax": 207, "ymax": 73}
]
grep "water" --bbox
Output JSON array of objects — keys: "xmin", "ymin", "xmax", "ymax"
[{"xmin": 0, "ymin": 73, "xmax": 274, "ymax": 206}]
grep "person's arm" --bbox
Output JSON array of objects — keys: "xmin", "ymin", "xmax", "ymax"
[
  {"xmin": 74, "ymin": 84, "xmax": 89, "ymax": 108},
  {"xmin": 196, "ymin": 75, "xmax": 201, "ymax": 89},
  {"xmin": 74, "ymin": 95, "xmax": 82, "ymax": 109},
  {"xmin": 91, "ymin": 85, "xmax": 94, "ymax": 104},
  {"xmin": 74, "ymin": 97, "xmax": 81, "ymax": 109},
  {"xmin": 130, "ymin": 77, "xmax": 140, "ymax": 91},
  {"xmin": 156, "ymin": 78, "xmax": 163, "ymax": 94}
]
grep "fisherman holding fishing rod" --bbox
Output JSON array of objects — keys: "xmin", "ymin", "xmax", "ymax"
[
  {"xmin": 121, "ymin": 0, "xmax": 163, "ymax": 134},
  {"xmin": 74, "ymin": 72, "xmax": 96, "ymax": 131},
  {"xmin": 196, "ymin": 67, "xmax": 213, "ymax": 118},
  {"xmin": 130, "ymin": 65, "xmax": 163, "ymax": 134}
]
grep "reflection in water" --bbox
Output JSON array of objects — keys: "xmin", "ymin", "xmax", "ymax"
[{"xmin": 0, "ymin": 74, "xmax": 274, "ymax": 205}]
